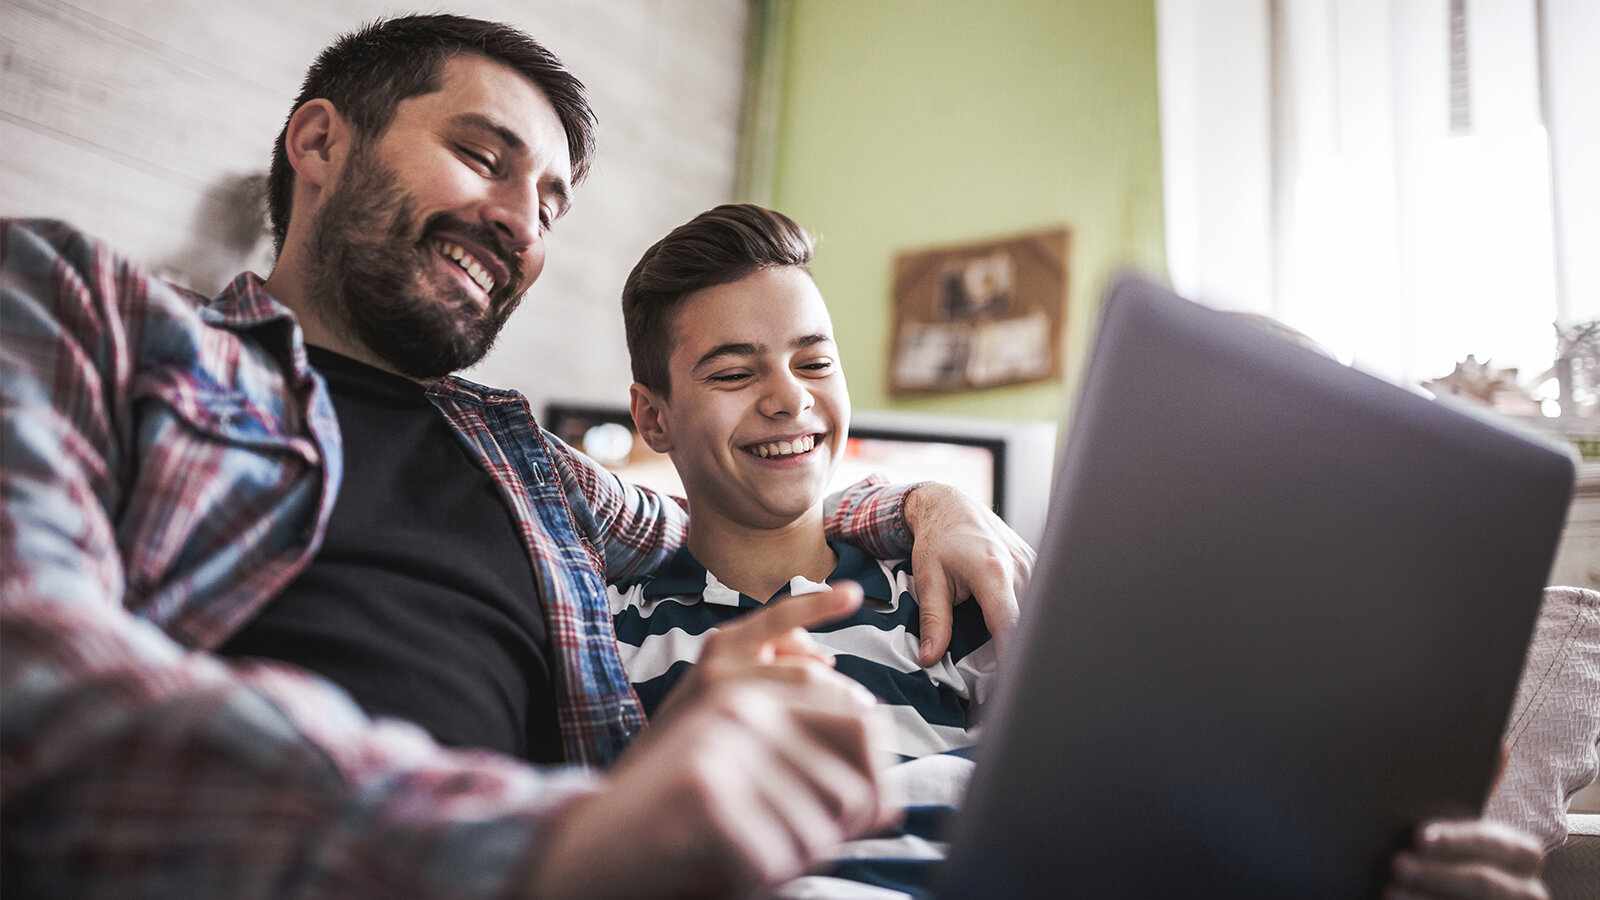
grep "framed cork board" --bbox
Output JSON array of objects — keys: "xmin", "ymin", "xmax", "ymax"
[{"xmin": 888, "ymin": 227, "xmax": 1071, "ymax": 397}]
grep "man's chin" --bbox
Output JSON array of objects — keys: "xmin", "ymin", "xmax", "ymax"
[
  {"xmin": 333, "ymin": 270, "xmax": 511, "ymax": 378},
  {"xmin": 354, "ymin": 320, "xmax": 494, "ymax": 379}
]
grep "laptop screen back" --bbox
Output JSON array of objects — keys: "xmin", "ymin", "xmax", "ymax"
[{"xmin": 938, "ymin": 276, "xmax": 1573, "ymax": 898}]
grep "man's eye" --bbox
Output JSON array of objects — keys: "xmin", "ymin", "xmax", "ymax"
[
  {"xmin": 800, "ymin": 361, "xmax": 835, "ymax": 373},
  {"xmin": 460, "ymin": 146, "xmax": 497, "ymax": 171},
  {"xmin": 709, "ymin": 372, "xmax": 750, "ymax": 384}
]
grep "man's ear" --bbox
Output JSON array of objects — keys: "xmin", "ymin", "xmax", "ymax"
[
  {"xmin": 630, "ymin": 383, "xmax": 672, "ymax": 453},
  {"xmin": 282, "ymin": 98, "xmax": 353, "ymax": 193}
]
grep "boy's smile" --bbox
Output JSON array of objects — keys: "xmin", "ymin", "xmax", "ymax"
[
  {"xmin": 745, "ymin": 433, "xmax": 818, "ymax": 459},
  {"xmin": 634, "ymin": 265, "xmax": 850, "ymax": 534}
]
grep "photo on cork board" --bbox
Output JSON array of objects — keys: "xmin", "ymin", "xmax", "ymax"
[{"xmin": 889, "ymin": 227, "xmax": 1071, "ymax": 397}]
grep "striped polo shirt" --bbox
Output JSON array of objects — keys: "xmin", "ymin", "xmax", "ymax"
[
  {"xmin": 609, "ymin": 540, "xmax": 995, "ymax": 760},
  {"xmin": 610, "ymin": 540, "xmax": 997, "ymax": 898}
]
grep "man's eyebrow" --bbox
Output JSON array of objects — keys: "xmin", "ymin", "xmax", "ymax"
[{"xmin": 452, "ymin": 112, "xmax": 527, "ymax": 153}]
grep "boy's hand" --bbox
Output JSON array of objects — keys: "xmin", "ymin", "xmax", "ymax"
[
  {"xmin": 1385, "ymin": 820, "xmax": 1548, "ymax": 900},
  {"xmin": 904, "ymin": 482, "xmax": 1035, "ymax": 665}
]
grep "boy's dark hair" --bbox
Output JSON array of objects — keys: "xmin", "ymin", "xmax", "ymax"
[
  {"xmin": 266, "ymin": 13, "xmax": 596, "ymax": 253},
  {"xmin": 622, "ymin": 204, "xmax": 815, "ymax": 396}
]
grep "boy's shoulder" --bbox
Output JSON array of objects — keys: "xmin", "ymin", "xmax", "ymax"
[
  {"xmin": 607, "ymin": 545, "xmax": 711, "ymax": 606},
  {"xmin": 828, "ymin": 539, "xmax": 911, "ymax": 600},
  {"xmin": 832, "ymin": 539, "xmax": 992, "ymax": 659}
]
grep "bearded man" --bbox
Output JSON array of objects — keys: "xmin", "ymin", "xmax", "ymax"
[{"xmin": 2, "ymin": 14, "xmax": 1031, "ymax": 899}]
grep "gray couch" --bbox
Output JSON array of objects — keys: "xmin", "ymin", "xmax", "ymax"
[
  {"xmin": 1544, "ymin": 812, "xmax": 1598, "ymax": 899},
  {"xmin": 1486, "ymin": 588, "xmax": 1600, "ymax": 899}
]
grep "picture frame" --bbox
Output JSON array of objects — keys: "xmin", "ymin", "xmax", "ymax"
[{"xmin": 889, "ymin": 227, "xmax": 1071, "ymax": 396}]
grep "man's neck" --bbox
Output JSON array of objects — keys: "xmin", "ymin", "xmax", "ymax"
[
  {"xmin": 686, "ymin": 508, "xmax": 836, "ymax": 603},
  {"xmin": 263, "ymin": 260, "xmax": 406, "ymax": 377}
]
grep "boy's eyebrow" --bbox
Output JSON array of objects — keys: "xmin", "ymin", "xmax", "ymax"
[
  {"xmin": 792, "ymin": 333, "xmax": 834, "ymax": 350},
  {"xmin": 692, "ymin": 342, "xmax": 762, "ymax": 371},
  {"xmin": 450, "ymin": 112, "xmax": 573, "ymax": 216},
  {"xmin": 691, "ymin": 333, "xmax": 835, "ymax": 372}
]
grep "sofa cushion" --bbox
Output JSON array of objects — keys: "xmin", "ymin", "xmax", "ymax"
[
  {"xmin": 1542, "ymin": 813, "xmax": 1600, "ymax": 900},
  {"xmin": 1484, "ymin": 587, "xmax": 1600, "ymax": 850}
]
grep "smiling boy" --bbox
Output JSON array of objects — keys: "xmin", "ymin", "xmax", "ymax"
[
  {"xmin": 614, "ymin": 204, "xmax": 996, "ymax": 757},
  {"xmin": 611, "ymin": 204, "xmax": 997, "ymax": 894}
]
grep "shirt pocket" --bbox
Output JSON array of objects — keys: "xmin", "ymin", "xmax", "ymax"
[{"xmin": 118, "ymin": 366, "xmax": 324, "ymax": 632}]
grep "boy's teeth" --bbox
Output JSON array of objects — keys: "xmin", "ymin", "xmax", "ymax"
[{"xmin": 752, "ymin": 435, "xmax": 816, "ymax": 458}]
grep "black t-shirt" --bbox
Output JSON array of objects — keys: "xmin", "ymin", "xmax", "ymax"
[{"xmin": 219, "ymin": 347, "xmax": 563, "ymax": 763}]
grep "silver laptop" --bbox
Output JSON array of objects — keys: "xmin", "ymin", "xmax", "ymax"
[{"xmin": 938, "ymin": 275, "xmax": 1575, "ymax": 898}]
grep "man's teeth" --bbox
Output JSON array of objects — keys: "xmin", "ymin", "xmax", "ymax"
[
  {"xmin": 749, "ymin": 435, "xmax": 817, "ymax": 458},
  {"xmin": 433, "ymin": 239, "xmax": 496, "ymax": 295}
]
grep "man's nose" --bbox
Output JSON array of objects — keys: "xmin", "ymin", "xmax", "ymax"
[{"xmin": 482, "ymin": 179, "xmax": 538, "ymax": 253}]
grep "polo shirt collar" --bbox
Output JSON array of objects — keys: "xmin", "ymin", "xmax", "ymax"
[{"xmin": 641, "ymin": 540, "xmax": 893, "ymax": 607}]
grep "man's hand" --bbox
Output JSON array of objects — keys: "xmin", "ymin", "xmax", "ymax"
[
  {"xmin": 650, "ymin": 582, "xmax": 867, "ymax": 724},
  {"xmin": 528, "ymin": 584, "xmax": 893, "ymax": 899},
  {"xmin": 1386, "ymin": 820, "xmax": 1548, "ymax": 900},
  {"xmin": 903, "ymin": 482, "xmax": 1035, "ymax": 666}
]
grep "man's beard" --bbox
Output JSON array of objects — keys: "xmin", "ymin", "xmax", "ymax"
[{"xmin": 304, "ymin": 147, "xmax": 525, "ymax": 378}]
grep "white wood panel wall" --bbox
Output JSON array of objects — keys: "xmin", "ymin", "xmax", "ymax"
[{"xmin": 0, "ymin": 0, "xmax": 750, "ymax": 413}]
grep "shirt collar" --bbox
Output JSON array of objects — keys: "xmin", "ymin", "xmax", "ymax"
[
  {"xmin": 825, "ymin": 540, "xmax": 894, "ymax": 602},
  {"xmin": 641, "ymin": 546, "xmax": 719, "ymax": 601},
  {"xmin": 641, "ymin": 540, "xmax": 894, "ymax": 606},
  {"xmin": 201, "ymin": 272, "xmax": 299, "ymax": 330}
]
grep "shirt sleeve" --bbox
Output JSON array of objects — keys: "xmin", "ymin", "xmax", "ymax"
[
  {"xmin": 542, "ymin": 428, "xmax": 690, "ymax": 584},
  {"xmin": 823, "ymin": 476, "xmax": 918, "ymax": 559},
  {"xmin": 1, "ymin": 219, "xmax": 602, "ymax": 899}
]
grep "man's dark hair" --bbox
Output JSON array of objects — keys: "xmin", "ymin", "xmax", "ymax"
[
  {"xmin": 266, "ymin": 13, "xmax": 596, "ymax": 254},
  {"xmin": 622, "ymin": 204, "xmax": 815, "ymax": 396}
]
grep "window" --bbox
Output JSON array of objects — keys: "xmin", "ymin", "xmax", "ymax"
[{"xmin": 1158, "ymin": 0, "xmax": 1597, "ymax": 405}]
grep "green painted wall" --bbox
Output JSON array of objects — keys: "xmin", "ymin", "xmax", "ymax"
[{"xmin": 767, "ymin": 0, "xmax": 1167, "ymax": 424}]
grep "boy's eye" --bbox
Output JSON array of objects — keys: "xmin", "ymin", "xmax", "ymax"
[
  {"xmin": 800, "ymin": 360, "xmax": 835, "ymax": 373},
  {"xmin": 708, "ymin": 372, "xmax": 751, "ymax": 384}
]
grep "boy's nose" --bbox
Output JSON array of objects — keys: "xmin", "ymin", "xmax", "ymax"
[{"xmin": 760, "ymin": 373, "xmax": 815, "ymax": 418}]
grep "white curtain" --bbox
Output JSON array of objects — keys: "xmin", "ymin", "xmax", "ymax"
[{"xmin": 1159, "ymin": 0, "xmax": 1598, "ymax": 392}]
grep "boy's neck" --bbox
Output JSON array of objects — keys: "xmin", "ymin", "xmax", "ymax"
[{"xmin": 686, "ymin": 508, "xmax": 837, "ymax": 602}]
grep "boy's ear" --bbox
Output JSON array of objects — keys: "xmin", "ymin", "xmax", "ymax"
[
  {"xmin": 283, "ymin": 98, "xmax": 354, "ymax": 194},
  {"xmin": 629, "ymin": 383, "xmax": 672, "ymax": 453}
]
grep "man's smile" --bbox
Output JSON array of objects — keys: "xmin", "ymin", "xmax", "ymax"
[{"xmin": 432, "ymin": 237, "xmax": 499, "ymax": 296}]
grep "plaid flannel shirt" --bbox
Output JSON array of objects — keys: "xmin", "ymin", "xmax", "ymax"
[{"xmin": 0, "ymin": 219, "xmax": 915, "ymax": 898}]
